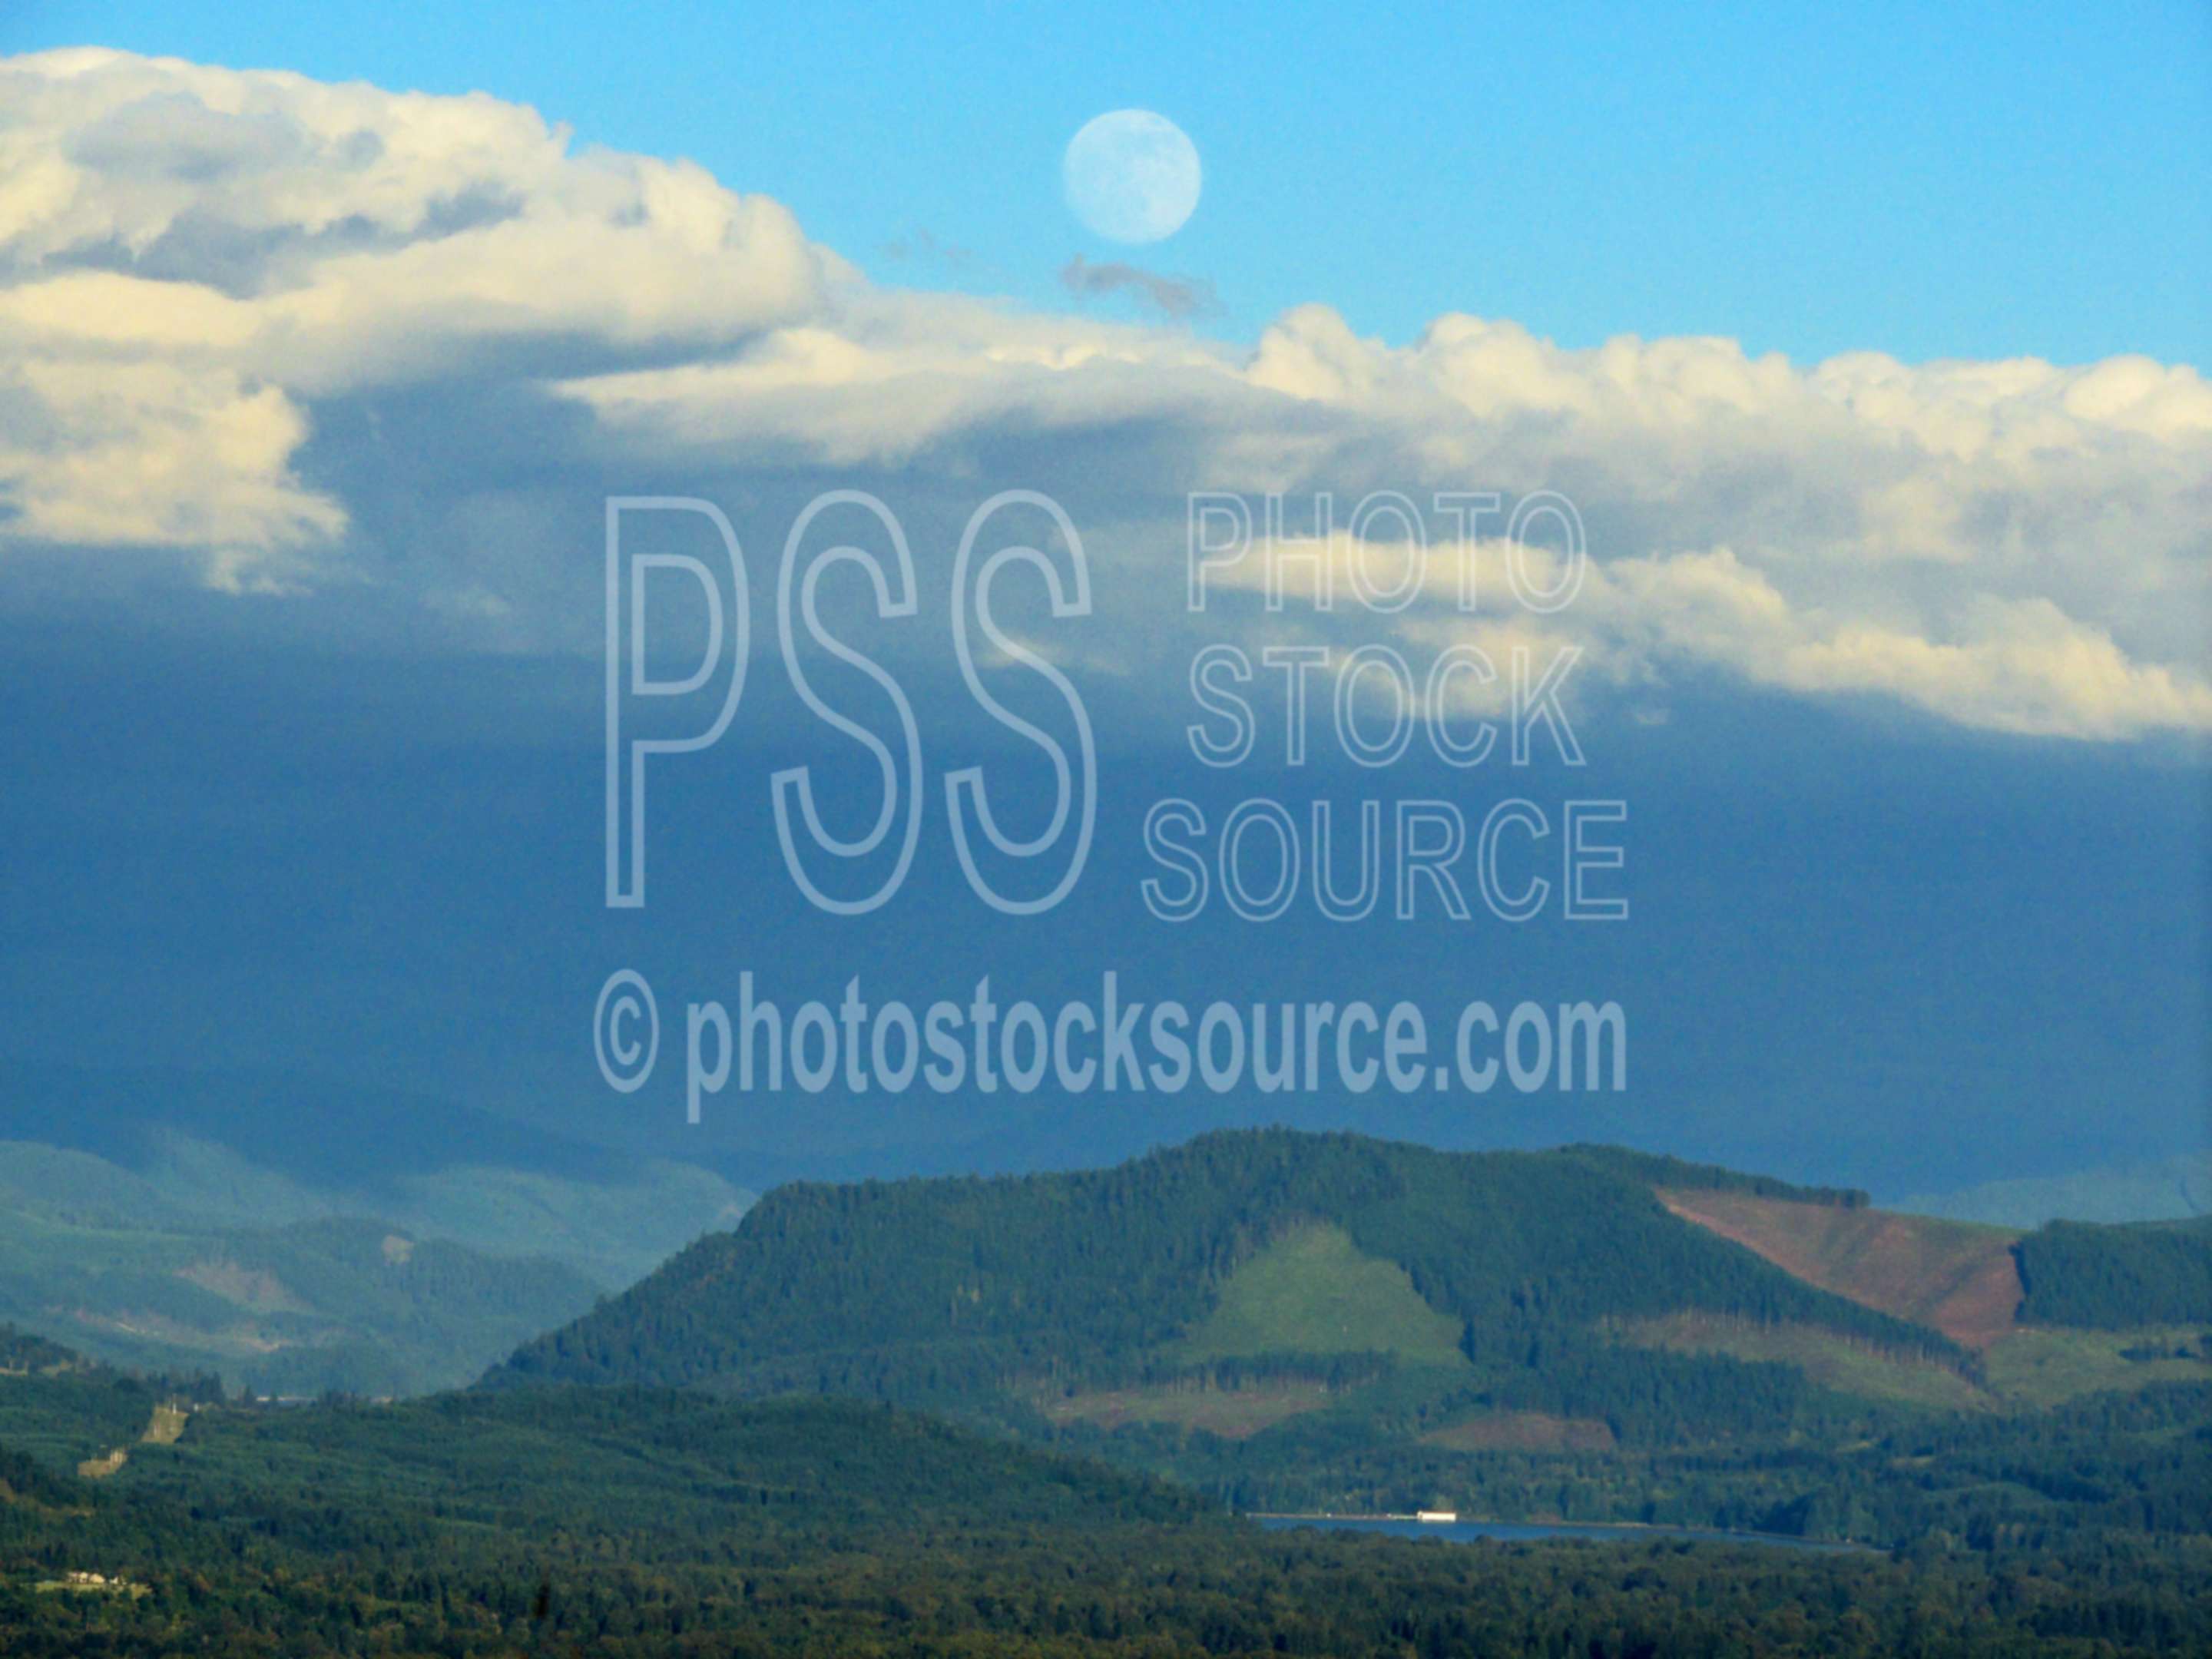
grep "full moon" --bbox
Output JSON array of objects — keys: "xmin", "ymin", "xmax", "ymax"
[{"xmin": 1062, "ymin": 110, "xmax": 1201, "ymax": 244}]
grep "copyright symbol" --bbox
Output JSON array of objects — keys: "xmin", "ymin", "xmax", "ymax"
[{"xmin": 594, "ymin": 969, "xmax": 659, "ymax": 1093}]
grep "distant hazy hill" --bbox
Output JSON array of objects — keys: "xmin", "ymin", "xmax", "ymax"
[
  {"xmin": 0, "ymin": 1063, "xmax": 753, "ymax": 1394},
  {"xmin": 1899, "ymin": 1152, "xmax": 2211, "ymax": 1227},
  {"xmin": 0, "ymin": 1062, "xmax": 615, "ymax": 1188},
  {"xmin": 0, "ymin": 1137, "xmax": 752, "ymax": 1393},
  {"xmin": 0, "ymin": 1196, "xmax": 604, "ymax": 1396}
]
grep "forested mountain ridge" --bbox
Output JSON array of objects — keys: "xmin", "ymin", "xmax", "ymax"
[
  {"xmin": 490, "ymin": 1130, "xmax": 1952, "ymax": 1399},
  {"xmin": 486, "ymin": 1129, "xmax": 2212, "ymax": 1523}
]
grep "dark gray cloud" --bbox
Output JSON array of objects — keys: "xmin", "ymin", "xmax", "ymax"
[
  {"xmin": 880, "ymin": 226, "xmax": 972, "ymax": 267},
  {"xmin": 1059, "ymin": 253, "xmax": 1219, "ymax": 320}
]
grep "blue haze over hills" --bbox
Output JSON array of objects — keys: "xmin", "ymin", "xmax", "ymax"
[{"xmin": 1, "ymin": 618, "xmax": 2202, "ymax": 1208}]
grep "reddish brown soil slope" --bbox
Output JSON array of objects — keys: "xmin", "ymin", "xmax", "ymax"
[{"xmin": 1657, "ymin": 1189, "xmax": 2024, "ymax": 1349}]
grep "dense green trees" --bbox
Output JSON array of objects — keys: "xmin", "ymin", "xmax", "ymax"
[
  {"xmin": 2016, "ymin": 1217, "xmax": 2212, "ymax": 1329},
  {"xmin": 2, "ymin": 1377, "xmax": 2210, "ymax": 1656}
]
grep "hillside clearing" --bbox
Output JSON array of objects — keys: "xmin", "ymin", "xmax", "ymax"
[
  {"xmin": 1615, "ymin": 1313, "xmax": 1993, "ymax": 1412},
  {"xmin": 1657, "ymin": 1189, "xmax": 2022, "ymax": 1348},
  {"xmin": 1174, "ymin": 1224, "xmax": 1468, "ymax": 1368},
  {"xmin": 1980, "ymin": 1326, "xmax": 2212, "ymax": 1409}
]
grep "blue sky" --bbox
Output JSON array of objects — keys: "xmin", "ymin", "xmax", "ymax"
[{"xmin": 7, "ymin": 0, "xmax": 2208, "ymax": 364}]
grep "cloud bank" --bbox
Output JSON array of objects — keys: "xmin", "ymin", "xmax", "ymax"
[{"xmin": 1, "ymin": 48, "xmax": 2206, "ymax": 739}]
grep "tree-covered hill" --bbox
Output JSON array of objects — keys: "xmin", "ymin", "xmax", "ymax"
[
  {"xmin": 483, "ymin": 1129, "xmax": 2212, "ymax": 1522},
  {"xmin": 490, "ymin": 1129, "xmax": 1952, "ymax": 1402},
  {"xmin": 482, "ymin": 1128, "xmax": 1997, "ymax": 1518}
]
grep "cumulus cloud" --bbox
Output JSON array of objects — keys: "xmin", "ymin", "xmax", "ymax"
[
  {"xmin": 571, "ymin": 300, "xmax": 2212, "ymax": 738},
  {"xmin": 0, "ymin": 48, "xmax": 828, "ymax": 572},
  {"xmin": 0, "ymin": 48, "xmax": 2206, "ymax": 742},
  {"xmin": 1599, "ymin": 551, "xmax": 2212, "ymax": 740}
]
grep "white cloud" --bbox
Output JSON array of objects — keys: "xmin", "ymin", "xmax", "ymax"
[
  {"xmin": 1601, "ymin": 549, "xmax": 2212, "ymax": 739},
  {"xmin": 0, "ymin": 48, "xmax": 2205, "ymax": 742},
  {"xmin": 0, "ymin": 48, "xmax": 828, "ymax": 573}
]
